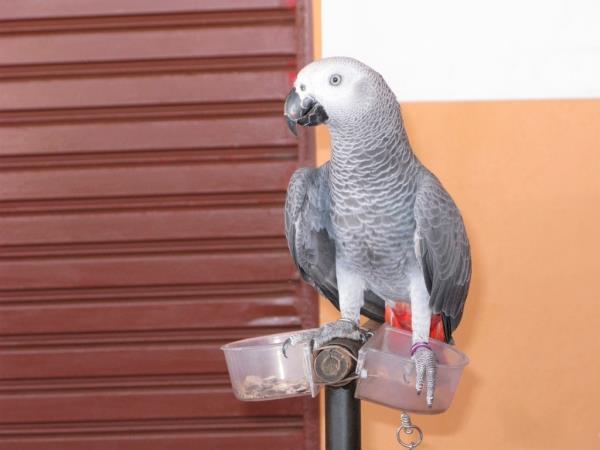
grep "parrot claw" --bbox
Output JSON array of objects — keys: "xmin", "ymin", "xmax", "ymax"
[
  {"xmin": 281, "ymin": 337, "xmax": 292, "ymax": 358},
  {"xmin": 282, "ymin": 333, "xmax": 307, "ymax": 358},
  {"xmin": 412, "ymin": 345, "xmax": 437, "ymax": 408},
  {"xmin": 312, "ymin": 319, "xmax": 364, "ymax": 349},
  {"xmin": 281, "ymin": 319, "xmax": 365, "ymax": 357}
]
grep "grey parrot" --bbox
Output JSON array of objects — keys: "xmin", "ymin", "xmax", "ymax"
[{"xmin": 282, "ymin": 57, "xmax": 471, "ymax": 406}]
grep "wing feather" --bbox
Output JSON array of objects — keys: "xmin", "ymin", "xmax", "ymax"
[
  {"xmin": 285, "ymin": 163, "xmax": 385, "ymax": 322},
  {"xmin": 414, "ymin": 171, "xmax": 472, "ymax": 341}
]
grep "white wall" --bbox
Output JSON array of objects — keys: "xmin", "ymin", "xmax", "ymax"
[{"xmin": 322, "ymin": 0, "xmax": 600, "ymax": 101}]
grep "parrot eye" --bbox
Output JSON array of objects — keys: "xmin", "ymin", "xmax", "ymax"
[
  {"xmin": 329, "ymin": 74, "xmax": 342, "ymax": 86},
  {"xmin": 299, "ymin": 84, "xmax": 306, "ymax": 91}
]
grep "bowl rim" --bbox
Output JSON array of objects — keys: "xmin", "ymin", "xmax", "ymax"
[
  {"xmin": 221, "ymin": 328, "xmax": 319, "ymax": 352},
  {"xmin": 365, "ymin": 324, "xmax": 470, "ymax": 369},
  {"xmin": 221, "ymin": 325, "xmax": 470, "ymax": 368}
]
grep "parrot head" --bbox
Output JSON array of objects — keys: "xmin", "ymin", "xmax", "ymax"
[{"xmin": 284, "ymin": 56, "xmax": 391, "ymax": 135}]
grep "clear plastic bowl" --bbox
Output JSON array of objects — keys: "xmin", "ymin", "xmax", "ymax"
[
  {"xmin": 355, "ymin": 324, "xmax": 468, "ymax": 414},
  {"xmin": 222, "ymin": 329, "xmax": 319, "ymax": 401}
]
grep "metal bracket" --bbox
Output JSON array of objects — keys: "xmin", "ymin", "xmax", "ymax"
[
  {"xmin": 311, "ymin": 323, "xmax": 426, "ymax": 450},
  {"xmin": 312, "ymin": 338, "xmax": 361, "ymax": 387},
  {"xmin": 311, "ymin": 322, "xmax": 379, "ymax": 388}
]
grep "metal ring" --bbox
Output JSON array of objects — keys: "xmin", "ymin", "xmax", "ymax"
[
  {"xmin": 396, "ymin": 425, "xmax": 423, "ymax": 449},
  {"xmin": 318, "ymin": 344, "xmax": 359, "ymax": 363},
  {"xmin": 313, "ymin": 344, "xmax": 360, "ymax": 387}
]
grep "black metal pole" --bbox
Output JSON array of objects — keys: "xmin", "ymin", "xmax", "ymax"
[
  {"xmin": 313, "ymin": 337, "xmax": 363, "ymax": 450},
  {"xmin": 325, "ymin": 381, "xmax": 361, "ymax": 450}
]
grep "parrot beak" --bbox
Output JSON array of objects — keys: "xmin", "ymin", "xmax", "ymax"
[{"xmin": 284, "ymin": 87, "xmax": 329, "ymax": 136}]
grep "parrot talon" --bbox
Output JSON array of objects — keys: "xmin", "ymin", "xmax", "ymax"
[
  {"xmin": 312, "ymin": 319, "xmax": 363, "ymax": 350},
  {"xmin": 412, "ymin": 344, "xmax": 437, "ymax": 407},
  {"xmin": 280, "ymin": 332, "xmax": 314, "ymax": 358},
  {"xmin": 281, "ymin": 320, "xmax": 363, "ymax": 358},
  {"xmin": 282, "ymin": 338, "xmax": 291, "ymax": 358}
]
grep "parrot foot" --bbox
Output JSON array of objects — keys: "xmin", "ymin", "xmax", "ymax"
[
  {"xmin": 282, "ymin": 319, "xmax": 366, "ymax": 358},
  {"xmin": 412, "ymin": 343, "xmax": 437, "ymax": 408}
]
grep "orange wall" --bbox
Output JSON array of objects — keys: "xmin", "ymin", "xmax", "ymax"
[{"xmin": 312, "ymin": 2, "xmax": 600, "ymax": 449}]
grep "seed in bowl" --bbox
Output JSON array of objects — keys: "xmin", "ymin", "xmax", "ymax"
[{"xmin": 239, "ymin": 375, "xmax": 309, "ymax": 399}]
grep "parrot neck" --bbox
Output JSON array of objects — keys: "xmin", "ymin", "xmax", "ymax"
[{"xmin": 328, "ymin": 104, "xmax": 418, "ymax": 182}]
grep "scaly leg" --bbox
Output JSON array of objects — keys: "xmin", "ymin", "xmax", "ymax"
[
  {"xmin": 409, "ymin": 270, "xmax": 438, "ymax": 408},
  {"xmin": 283, "ymin": 264, "xmax": 366, "ymax": 357}
]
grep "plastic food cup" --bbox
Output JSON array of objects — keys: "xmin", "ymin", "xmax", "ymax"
[
  {"xmin": 355, "ymin": 324, "xmax": 468, "ymax": 414},
  {"xmin": 222, "ymin": 329, "xmax": 319, "ymax": 401}
]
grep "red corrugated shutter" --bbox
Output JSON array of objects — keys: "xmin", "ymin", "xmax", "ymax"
[{"xmin": 0, "ymin": 1, "xmax": 318, "ymax": 449}]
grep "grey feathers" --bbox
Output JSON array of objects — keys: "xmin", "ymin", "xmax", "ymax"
[
  {"xmin": 414, "ymin": 169, "xmax": 472, "ymax": 334},
  {"xmin": 284, "ymin": 164, "xmax": 386, "ymax": 321},
  {"xmin": 284, "ymin": 57, "xmax": 471, "ymax": 343}
]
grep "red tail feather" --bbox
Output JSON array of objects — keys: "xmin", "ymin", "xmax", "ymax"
[{"xmin": 384, "ymin": 302, "xmax": 446, "ymax": 342}]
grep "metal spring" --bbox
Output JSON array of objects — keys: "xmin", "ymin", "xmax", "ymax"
[
  {"xmin": 396, "ymin": 411, "xmax": 423, "ymax": 449},
  {"xmin": 400, "ymin": 412, "xmax": 414, "ymax": 435}
]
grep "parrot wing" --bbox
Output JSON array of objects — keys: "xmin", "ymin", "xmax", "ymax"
[
  {"xmin": 285, "ymin": 163, "xmax": 385, "ymax": 322},
  {"xmin": 414, "ymin": 170, "xmax": 472, "ymax": 343}
]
